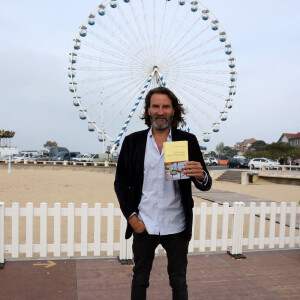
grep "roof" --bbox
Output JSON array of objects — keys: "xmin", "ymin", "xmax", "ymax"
[
  {"xmin": 281, "ymin": 133, "xmax": 300, "ymax": 139},
  {"xmin": 244, "ymin": 138, "xmax": 258, "ymax": 144},
  {"xmin": 289, "ymin": 132, "xmax": 300, "ymax": 139}
]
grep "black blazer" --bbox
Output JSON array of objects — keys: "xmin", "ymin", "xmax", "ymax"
[{"xmin": 114, "ymin": 127, "xmax": 212, "ymax": 241}]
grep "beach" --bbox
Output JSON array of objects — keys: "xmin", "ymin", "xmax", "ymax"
[{"xmin": 1, "ymin": 167, "xmax": 299, "ymax": 207}]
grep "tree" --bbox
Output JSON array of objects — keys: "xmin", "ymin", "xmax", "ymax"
[
  {"xmin": 249, "ymin": 140, "xmax": 266, "ymax": 150},
  {"xmin": 209, "ymin": 151, "xmax": 218, "ymax": 158},
  {"xmin": 215, "ymin": 142, "xmax": 224, "ymax": 156},
  {"xmin": 223, "ymin": 146, "xmax": 238, "ymax": 158},
  {"xmin": 43, "ymin": 141, "xmax": 58, "ymax": 149},
  {"xmin": 245, "ymin": 142, "xmax": 300, "ymax": 160}
]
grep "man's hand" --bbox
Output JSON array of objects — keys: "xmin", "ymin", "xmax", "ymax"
[
  {"xmin": 182, "ymin": 161, "xmax": 205, "ymax": 181},
  {"xmin": 128, "ymin": 215, "xmax": 147, "ymax": 233}
]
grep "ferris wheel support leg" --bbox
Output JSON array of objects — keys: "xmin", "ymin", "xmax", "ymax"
[
  {"xmin": 154, "ymin": 66, "xmax": 167, "ymax": 88},
  {"xmin": 110, "ymin": 70, "xmax": 156, "ymax": 153},
  {"xmin": 155, "ymin": 67, "xmax": 191, "ymax": 133}
]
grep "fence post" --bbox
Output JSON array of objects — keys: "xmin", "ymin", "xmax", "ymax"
[
  {"xmin": 0, "ymin": 202, "xmax": 4, "ymax": 268},
  {"xmin": 119, "ymin": 215, "xmax": 133, "ymax": 264},
  {"xmin": 228, "ymin": 202, "xmax": 246, "ymax": 259}
]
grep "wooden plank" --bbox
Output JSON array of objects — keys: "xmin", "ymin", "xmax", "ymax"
[
  {"xmin": 289, "ymin": 202, "xmax": 296, "ymax": 247},
  {"xmin": 199, "ymin": 203, "xmax": 207, "ymax": 252},
  {"xmin": 221, "ymin": 202, "xmax": 229, "ymax": 251},
  {"xmin": 25, "ymin": 202, "xmax": 33, "ymax": 257},
  {"xmin": 268, "ymin": 202, "xmax": 276, "ymax": 248},
  {"xmin": 258, "ymin": 202, "xmax": 266, "ymax": 249},
  {"xmin": 54, "ymin": 203, "xmax": 61, "ymax": 257},
  {"xmin": 107, "ymin": 203, "xmax": 114, "ymax": 256},
  {"xmin": 210, "ymin": 203, "xmax": 218, "ymax": 251},
  {"xmin": 40, "ymin": 203, "xmax": 47, "ymax": 257},
  {"xmin": 81, "ymin": 203, "xmax": 88, "ymax": 256},
  {"xmin": 94, "ymin": 203, "xmax": 101, "ymax": 256},
  {"xmin": 0, "ymin": 202, "xmax": 5, "ymax": 264},
  {"xmin": 248, "ymin": 202, "xmax": 256, "ymax": 249},
  {"xmin": 12, "ymin": 203, "xmax": 19, "ymax": 258},
  {"xmin": 67, "ymin": 203, "xmax": 75, "ymax": 257},
  {"xmin": 279, "ymin": 202, "xmax": 287, "ymax": 248}
]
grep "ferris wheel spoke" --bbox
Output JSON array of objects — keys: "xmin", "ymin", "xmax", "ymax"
[
  {"xmin": 81, "ymin": 40, "xmax": 136, "ymax": 63},
  {"xmin": 176, "ymin": 85, "xmax": 217, "ymax": 124},
  {"xmin": 105, "ymin": 80, "xmax": 147, "ymax": 129},
  {"xmin": 94, "ymin": 17, "xmax": 140, "ymax": 58},
  {"xmin": 159, "ymin": 8, "xmax": 190, "ymax": 59},
  {"xmin": 87, "ymin": 28, "xmax": 138, "ymax": 63},
  {"xmin": 77, "ymin": 53, "xmax": 133, "ymax": 67},
  {"xmin": 139, "ymin": 0, "xmax": 154, "ymax": 61},
  {"xmin": 161, "ymin": 24, "xmax": 211, "ymax": 64},
  {"xmin": 178, "ymin": 74, "xmax": 229, "ymax": 88},
  {"xmin": 128, "ymin": 5, "xmax": 152, "ymax": 59},
  {"xmin": 103, "ymin": 77, "xmax": 146, "ymax": 116},
  {"xmin": 157, "ymin": 0, "xmax": 168, "ymax": 61},
  {"xmin": 167, "ymin": 82, "xmax": 208, "ymax": 130},
  {"xmin": 104, "ymin": 10, "xmax": 148, "ymax": 63},
  {"xmin": 177, "ymin": 58, "xmax": 229, "ymax": 68},
  {"xmin": 169, "ymin": 45, "xmax": 224, "ymax": 66},
  {"xmin": 160, "ymin": 12, "xmax": 204, "ymax": 63}
]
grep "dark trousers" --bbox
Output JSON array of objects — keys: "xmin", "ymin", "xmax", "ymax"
[{"xmin": 131, "ymin": 230, "xmax": 189, "ymax": 300}]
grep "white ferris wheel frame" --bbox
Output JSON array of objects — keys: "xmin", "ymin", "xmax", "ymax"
[{"xmin": 69, "ymin": 0, "xmax": 237, "ymax": 153}]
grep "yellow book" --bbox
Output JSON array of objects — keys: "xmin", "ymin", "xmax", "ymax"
[{"xmin": 163, "ymin": 141, "xmax": 189, "ymax": 181}]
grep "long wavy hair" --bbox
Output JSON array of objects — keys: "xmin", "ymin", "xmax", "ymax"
[{"xmin": 141, "ymin": 87, "xmax": 185, "ymax": 128}]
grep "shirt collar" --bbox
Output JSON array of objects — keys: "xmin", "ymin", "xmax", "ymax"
[{"xmin": 148, "ymin": 126, "xmax": 172, "ymax": 139}]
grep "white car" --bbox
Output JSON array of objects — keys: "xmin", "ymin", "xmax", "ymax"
[
  {"xmin": 208, "ymin": 157, "xmax": 218, "ymax": 165},
  {"xmin": 12, "ymin": 152, "xmax": 38, "ymax": 162},
  {"xmin": 248, "ymin": 158, "xmax": 279, "ymax": 169},
  {"xmin": 204, "ymin": 157, "xmax": 211, "ymax": 166}
]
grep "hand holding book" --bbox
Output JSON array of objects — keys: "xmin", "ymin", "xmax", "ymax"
[{"xmin": 182, "ymin": 161, "xmax": 205, "ymax": 182}]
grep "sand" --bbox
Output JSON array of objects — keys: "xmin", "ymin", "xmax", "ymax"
[{"xmin": 0, "ymin": 167, "xmax": 299, "ymax": 207}]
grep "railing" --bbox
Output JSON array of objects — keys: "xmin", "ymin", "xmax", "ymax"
[
  {"xmin": 249, "ymin": 163, "xmax": 300, "ymax": 172},
  {"xmin": 0, "ymin": 202, "xmax": 299, "ymax": 265},
  {"xmin": 0, "ymin": 159, "xmax": 117, "ymax": 167},
  {"xmin": 261, "ymin": 165, "xmax": 300, "ymax": 172}
]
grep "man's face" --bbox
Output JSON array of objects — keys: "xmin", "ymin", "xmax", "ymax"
[{"xmin": 148, "ymin": 93, "xmax": 175, "ymax": 131}]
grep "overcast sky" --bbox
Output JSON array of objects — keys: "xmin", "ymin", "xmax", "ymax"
[{"xmin": 1, "ymin": 0, "xmax": 299, "ymax": 153}]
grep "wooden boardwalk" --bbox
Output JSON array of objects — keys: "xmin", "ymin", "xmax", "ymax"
[{"xmin": 0, "ymin": 250, "xmax": 299, "ymax": 299}]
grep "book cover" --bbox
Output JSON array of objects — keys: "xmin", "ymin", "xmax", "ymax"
[{"xmin": 163, "ymin": 141, "xmax": 189, "ymax": 181}]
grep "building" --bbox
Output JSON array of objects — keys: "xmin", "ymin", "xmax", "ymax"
[
  {"xmin": 0, "ymin": 130, "xmax": 18, "ymax": 157},
  {"xmin": 278, "ymin": 133, "xmax": 300, "ymax": 148},
  {"xmin": 234, "ymin": 138, "xmax": 259, "ymax": 155}
]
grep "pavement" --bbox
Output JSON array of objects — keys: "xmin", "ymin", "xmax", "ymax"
[{"xmin": 0, "ymin": 250, "xmax": 299, "ymax": 299}]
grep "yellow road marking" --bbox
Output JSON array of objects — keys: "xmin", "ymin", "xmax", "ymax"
[{"xmin": 33, "ymin": 260, "xmax": 56, "ymax": 268}]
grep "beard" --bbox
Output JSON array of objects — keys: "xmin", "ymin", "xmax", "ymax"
[{"xmin": 151, "ymin": 115, "xmax": 173, "ymax": 131}]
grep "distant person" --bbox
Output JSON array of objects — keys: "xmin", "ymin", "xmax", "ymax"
[
  {"xmin": 279, "ymin": 156, "xmax": 284, "ymax": 165},
  {"xmin": 114, "ymin": 87, "xmax": 212, "ymax": 300}
]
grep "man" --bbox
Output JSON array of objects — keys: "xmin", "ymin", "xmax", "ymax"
[{"xmin": 114, "ymin": 87, "xmax": 212, "ymax": 300}]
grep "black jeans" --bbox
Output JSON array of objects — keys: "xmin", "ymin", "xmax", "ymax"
[{"xmin": 131, "ymin": 230, "xmax": 189, "ymax": 300}]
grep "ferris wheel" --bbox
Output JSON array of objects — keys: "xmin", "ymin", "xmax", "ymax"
[{"xmin": 68, "ymin": 0, "xmax": 237, "ymax": 153}]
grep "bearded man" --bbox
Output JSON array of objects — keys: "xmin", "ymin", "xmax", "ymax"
[{"xmin": 114, "ymin": 87, "xmax": 212, "ymax": 300}]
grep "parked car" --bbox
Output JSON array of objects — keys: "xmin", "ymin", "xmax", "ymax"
[
  {"xmin": 292, "ymin": 159, "xmax": 300, "ymax": 166},
  {"xmin": 81, "ymin": 153, "xmax": 107, "ymax": 163},
  {"xmin": 48, "ymin": 147, "xmax": 69, "ymax": 159},
  {"xmin": 53, "ymin": 151, "xmax": 80, "ymax": 161},
  {"xmin": 248, "ymin": 158, "xmax": 279, "ymax": 169},
  {"xmin": 204, "ymin": 157, "xmax": 211, "ymax": 166},
  {"xmin": 71, "ymin": 153, "xmax": 85, "ymax": 162},
  {"xmin": 12, "ymin": 151, "xmax": 39, "ymax": 162},
  {"xmin": 208, "ymin": 157, "xmax": 218, "ymax": 165},
  {"xmin": 227, "ymin": 157, "xmax": 248, "ymax": 168}
]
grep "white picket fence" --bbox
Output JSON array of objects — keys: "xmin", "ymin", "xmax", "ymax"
[{"xmin": 0, "ymin": 201, "xmax": 299, "ymax": 264}]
